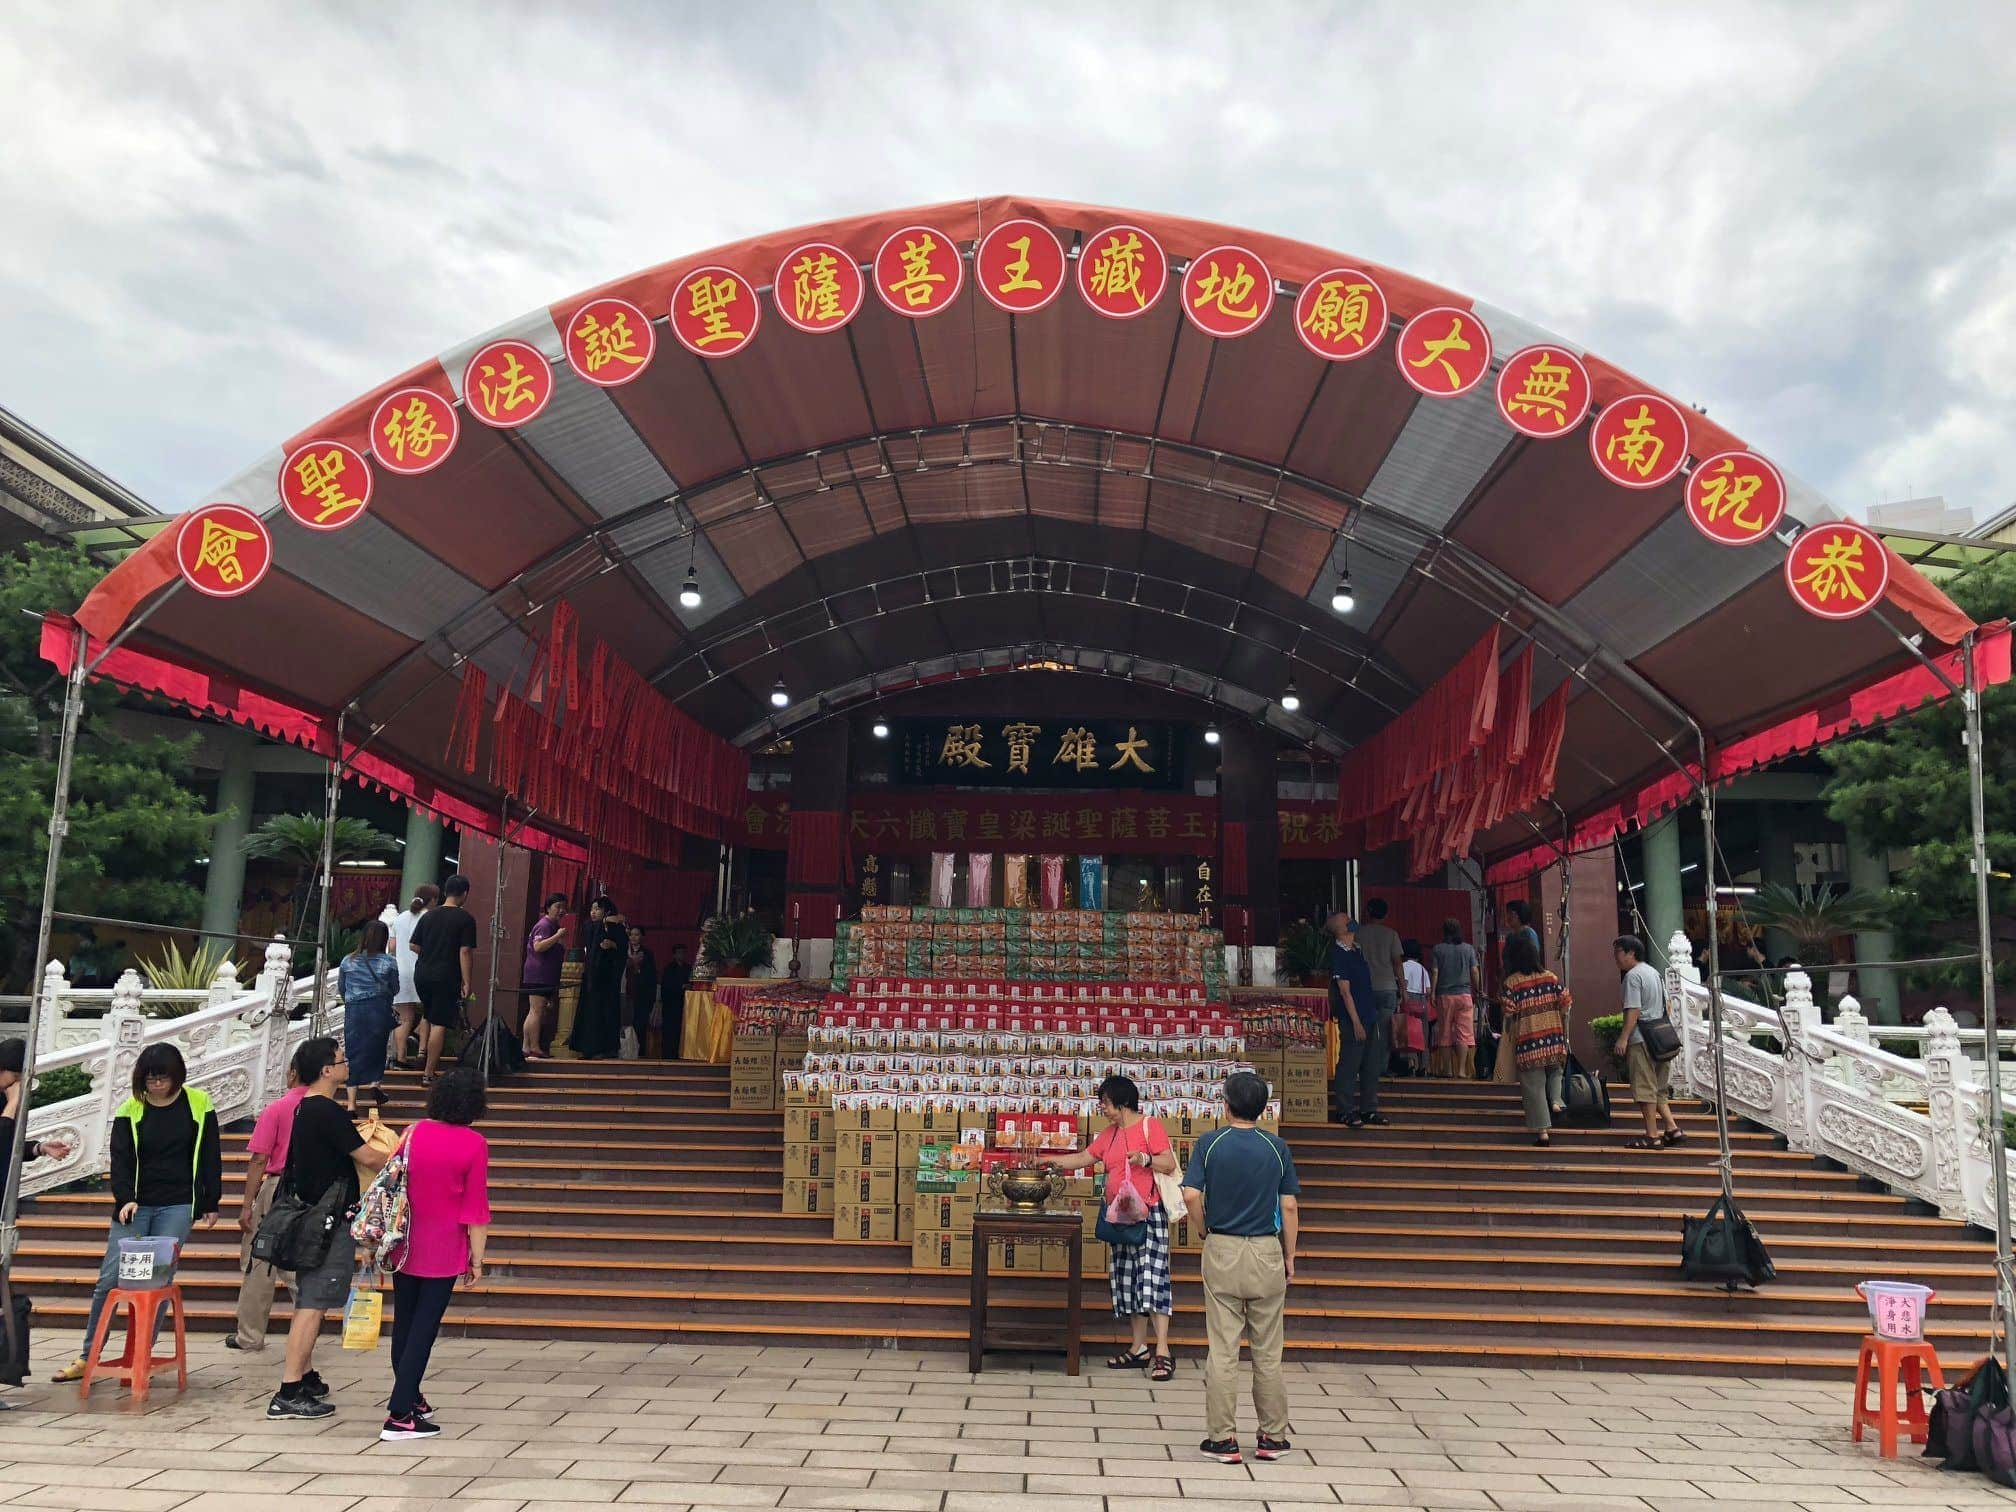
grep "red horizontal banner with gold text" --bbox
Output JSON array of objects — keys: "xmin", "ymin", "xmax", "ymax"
[{"xmin": 734, "ymin": 793, "xmax": 1356, "ymax": 859}]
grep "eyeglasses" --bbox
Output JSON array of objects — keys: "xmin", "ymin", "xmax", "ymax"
[{"xmin": 144, "ymin": 1070, "xmax": 175, "ymax": 1082}]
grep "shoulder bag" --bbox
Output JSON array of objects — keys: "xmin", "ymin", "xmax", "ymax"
[
  {"xmin": 1094, "ymin": 1124, "xmax": 1150, "ymax": 1248},
  {"xmin": 1641, "ymin": 1013, "xmax": 1683, "ymax": 1063}
]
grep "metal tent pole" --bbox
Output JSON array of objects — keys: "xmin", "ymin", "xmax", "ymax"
[
  {"xmin": 308, "ymin": 711, "xmax": 346, "ymax": 1038},
  {"xmin": 1963, "ymin": 631, "xmax": 2016, "ymax": 1382},
  {"xmin": 1699, "ymin": 776, "xmax": 1738, "ymax": 1211},
  {"xmin": 0, "ymin": 623, "xmax": 89, "ymax": 1378}
]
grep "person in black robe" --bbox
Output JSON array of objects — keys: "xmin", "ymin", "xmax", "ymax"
[{"xmin": 568, "ymin": 897, "xmax": 625, "ymax": 1059}]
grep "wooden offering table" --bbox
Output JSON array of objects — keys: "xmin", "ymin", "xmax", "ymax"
[{"xmin": 968, "ymin": 1210, "xmax": 1084, "ymax": 1375}]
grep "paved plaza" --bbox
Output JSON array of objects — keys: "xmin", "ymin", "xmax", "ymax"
[{"xmin": 1, "ymin": 1337, "xmax": 2012, "ymax": 1511}]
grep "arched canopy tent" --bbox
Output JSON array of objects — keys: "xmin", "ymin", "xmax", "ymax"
[
  {"xmin": 17, "ymin": 198, "xmax": 2016, "ymax": 1382},
  {"xmin": 61, "ymin": 195, "xmax": 1996, "ymax": 877}
]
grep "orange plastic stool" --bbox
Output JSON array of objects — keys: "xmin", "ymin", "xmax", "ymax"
[
  {"xmin": 78, "ymin": 1283, "xmax": 187, "ymax": 1399},
  {"xmin": 1852, "ymin": 1333, "xmax": 1945, "ymax": 1457}
]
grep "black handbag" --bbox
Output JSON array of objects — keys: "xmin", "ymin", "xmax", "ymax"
[
  {"xmin": 251, "ymin": 1171, "xmax": 347, "ymax": 1273},
  {"xmin": 1933, "ymin": 1356, "xmax": 2008, "ymax": 1470},
  {"xmin": 1680, "ymin": 1194, "xmax": 1775, "ymax": 1287},
  {"xmin": 1559, "ymin": 1053, "xmax": 1612, "ymax": 1127},
  {"xmin": 1641, "ymin": 1014, "xmax": 1682, "ymax": 1063}
]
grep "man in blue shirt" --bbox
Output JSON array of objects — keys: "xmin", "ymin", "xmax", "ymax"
[
  {"xmin": 1183, "ymin": 1071, "xmax": 1300, "ymax": 1466},
  {"xmin": 1326, "ymin": 915, "xmax": 1385, "ymax": 1126}
]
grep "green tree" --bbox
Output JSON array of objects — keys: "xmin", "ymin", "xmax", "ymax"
[
  {"xmin": 0, "ymin": 545, "xmax": 216, "ymax": 989},
  {"xmin": 241, "ymin": 813, "xmax": 397, "ymax": 946},
  {"xmin": 1822, "ymin": 552, "xmax": 2016, "ymax": 989}
]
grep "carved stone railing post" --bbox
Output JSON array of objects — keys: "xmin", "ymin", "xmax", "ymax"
[
  {"xmin": 91, "ymin": 970, "xmax": 149, "ymax": 1179},
  {"xmin": 207, "ymin": 954, "xmax": 243, "ymax": 1011},
  {"xmin": 1778, "ymin": 969, "xmax": 1817, "ymax": 1152},
  {"xmin": 1921, "ymin": 1005, "xmax": 1971, "ymax": 1221},
  {"xmin": 1665, "ymin": 930, "xmax": 1698, "ymax": 1098},
  {"xmin": 1831, "ymin": 993, "xmax": 1872, "ymax": 1096},
  {"xmin": 34, "ymin": 958, "xmax": 68, "ymax": 1056}
]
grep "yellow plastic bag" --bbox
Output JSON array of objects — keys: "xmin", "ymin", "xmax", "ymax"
[{"xmin": 341, "ymin": 1284, "xmax": 383, "ymax": 1350}]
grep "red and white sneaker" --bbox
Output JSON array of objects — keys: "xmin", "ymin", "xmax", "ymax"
[
  {"xmin": 1255, "ymin": 1432, "xmax": 1293, "ymax": 1461},
  {"xmin": 1198, "ymin": 1437, "xmax": 1242, "ymax": 1464}
]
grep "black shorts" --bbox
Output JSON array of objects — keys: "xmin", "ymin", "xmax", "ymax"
[{"xmin": 417, "ymin": 977, "xmax": 464, "ymax": 1030}]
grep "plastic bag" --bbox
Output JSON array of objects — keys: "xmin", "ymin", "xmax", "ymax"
[
  {"xmin": 1106, "ymin": 1182, "xmax": 1148, "ymax": 1226},
  {"xmin": 341, "ymin": 1285, "xmax": 383, "ymax": 1351}
]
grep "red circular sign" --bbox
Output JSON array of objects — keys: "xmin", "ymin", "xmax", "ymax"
[
  {"xmin": 1686, "ymin": 451, "xmax": 1787, "ymax": 547},
  {"xmin": 1589, "ymin": 392, "xmax": 1690, "ymax": 490},
  {"xmin": 669, "ymin": 265, "xmax": 761, "ymax": 358},
  {"xmin": 1077, "ymin": 224, "xmax": 1168, "ymax": 320},
  {"xmin": 775, "ymin": 242, "xmax": 866, "ymax": 334},
  {"xmin": 278, "ymin": 441, "xmax": 372, "ymax": 532},
  {"xmin": 564, "ymin": 297, "xmax": 656, "ymax": 386},
  {"xmin": 176, "ymin": 505, "xmax": 273, "ymax": 599},
  {"xmin": 1181, "ymin": 244, "xmax": 1274, "ymax": 339},
  {"xmin": 369, "ymin": 387, "xmax": 459, "ymax": 476},
  {"xmin": 1395, "ymin": 306, "xmax": 1492, "ymax": 397},
  {"xmin": 463, "ymin": 340, "xmax": 554, "ymax": 429},
  {"xmin": 1293, "ymin": 268, "xmax": 1387, "ymax": 362},
  {"xmin": 1784, "ymin": 521, "xmax": 1889, "ymax": 620},
  {"xmin": 976, "ymin": 220, "xmax": 1066, "ymax": 315},
  {"xmin": 873, "ymin": 226, "xmax": 964, "ymax": 319},
  {"xmin": 1494, "ymin": 345, "xmax": 1593, "ymax": 440}
]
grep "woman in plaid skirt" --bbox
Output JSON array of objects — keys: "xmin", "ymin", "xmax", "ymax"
[{"xmin": 1042, "ymin": 1074, "xmax": 1179, "ymax": 1380}]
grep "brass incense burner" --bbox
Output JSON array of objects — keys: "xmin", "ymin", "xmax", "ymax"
[{"xmin": 990, "ymin": 1165, "xmax": 1060, "ymax": 1213}]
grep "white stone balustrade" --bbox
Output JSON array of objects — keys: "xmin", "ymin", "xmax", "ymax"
[
  {"xmin": 1666, "ymin": 928, "xmax": 2009, "ymax": 1229},
  {"xmin": 6, "ymin": 939, "xmax": 338, "ymax": 1202}
]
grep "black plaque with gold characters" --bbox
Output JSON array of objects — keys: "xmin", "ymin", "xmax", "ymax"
[{"xmin": 893, "ymin": 719, "xmax": 1183, "ymax": 791}]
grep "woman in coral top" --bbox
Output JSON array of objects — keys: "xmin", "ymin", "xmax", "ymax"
[
  {"xmin": 380, "ymin": 1069, "xmax": 491, "ymax": 1442},
  {"xmin": 1039, "ymin": 1074, "xmax": 1179, "ymax": 1381}
]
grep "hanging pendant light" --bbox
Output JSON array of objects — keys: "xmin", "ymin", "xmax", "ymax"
[
  {"xmin": 769, "ymin": 677, "xmax": 789, "ymax": 709},
  {"xmin": 1281, "ymin": 678, "xmax": 1301, "ymax": 713}
]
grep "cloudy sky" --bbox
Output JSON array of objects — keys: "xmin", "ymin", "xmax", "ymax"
[{"xmin": 2, "ymin": 1, "xmax": 2011, "ymax": 521}]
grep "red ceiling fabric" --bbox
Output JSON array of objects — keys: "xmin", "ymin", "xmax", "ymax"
[
  {"xmin": 1334, "ymin": 627, "xmax": 1499, "ymax": 823},
  {"xmin": 786, "ymin": 809, "xmax": 848, "ymax": 888},
  {"xmin": 1484, "ymin": 622, "xmax": 2014, "ymax": 886},
  {"xmin": 1220, "ymin": 820, "xmax": 1250, "ymax": 898}
]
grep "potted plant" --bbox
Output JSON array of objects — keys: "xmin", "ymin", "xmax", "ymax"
[
  {"xmin": 1277, "ymin": 920, "xmax": 1331, "ymax": 988},
  {"xmin": 700, "ymin": 913, "xmax": 777, "ymax": 979}
]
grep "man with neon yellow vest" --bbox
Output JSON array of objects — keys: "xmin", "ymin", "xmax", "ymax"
[{"xmin": 54, "ymin": 1042, "xmax": 221, "ymax": 1383}]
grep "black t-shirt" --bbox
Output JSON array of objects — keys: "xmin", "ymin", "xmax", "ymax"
[
  {"xmin": 134, "ymin": 1096, "xmax": 197, "ymax": 1207},
  {"xmin": 410, "ymin": 905, "xmax": 478, "ymax": 988},
  {"xmin": 289, "ymin": 1094, "xmax": 364, "ymax": 1208}
]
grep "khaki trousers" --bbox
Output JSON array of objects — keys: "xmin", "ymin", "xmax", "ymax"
[
  {"xmin": 232, "ymin": 1180, "xmax": 294, "ymax": 1350},
  {"xmin": 1200, "ymin": 1233, "xmax": 1289, "ymax": 1441}
]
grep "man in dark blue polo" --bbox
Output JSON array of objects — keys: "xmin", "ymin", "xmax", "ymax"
[{"xmin": 1182, "ymin": 1071, "xmax": 1300, "ymax": 1466}]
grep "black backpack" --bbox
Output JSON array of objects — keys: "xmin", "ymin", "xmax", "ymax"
[{"xmin": 1680, "ymin": 1193, "xmax": 1776, "ymax": 1288}]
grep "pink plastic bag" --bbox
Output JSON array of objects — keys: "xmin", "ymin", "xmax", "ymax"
[{"xmin": 1105, "ymin": 1182, "xmax": 1149, "ymax": 1227}]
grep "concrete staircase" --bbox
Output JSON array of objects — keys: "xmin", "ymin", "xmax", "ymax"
[{"xmin": 12, "ymin": 1060, "xmax": 1994, "ymax": 1375}]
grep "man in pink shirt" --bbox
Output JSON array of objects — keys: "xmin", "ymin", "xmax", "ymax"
[{"xmin": 225, "ymin": 1072, "xmax": 304, "ymax": 1353}]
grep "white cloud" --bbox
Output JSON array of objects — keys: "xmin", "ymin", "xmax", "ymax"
[{"xmin": 0, "ymin": 0, "xmax": 2011, "ymax": 520}]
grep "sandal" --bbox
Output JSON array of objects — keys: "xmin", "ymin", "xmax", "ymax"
[
  {"xmin": 1107, "ymin": 1347, "xmax": 1151, "ymax": 1371},
  {"xmin": 1533, "ymin": 1134, "xmax": 1551, "ymax": 1147},
  {"xmin": 1627, "ymin": 1136, "xmax": 1662, "ymax": 1150},
  {"xmin": 1663, "ymin": 1129, "xmax": 1690, "ymax": 1146},
  {"xmin": 1150, "ymin": 1355, "xmax": 1176, "ymax": 1382}
]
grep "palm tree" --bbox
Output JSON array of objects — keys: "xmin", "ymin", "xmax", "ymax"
[
  {"xmin": 1740, "ymin": 882, "xmax": 1890, "ymax": 967},
  {"xmin": 241, "ymin": 813, "xmax": 398, "ymax": 944}
]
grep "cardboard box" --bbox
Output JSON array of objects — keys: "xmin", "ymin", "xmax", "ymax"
[
  {"xmin": 913, "ymin": 1189, "xmax": 978, "ymax": 1232},
  {"xmin": 912, "ymin": 1230, "xmax": 974, "ymax": 1271},
  {"xmin": 783, "ymin": 1104, "xmax": 831, "ymax": 1145},
  {"xmin": 957, "ymin": 1108, "xmax": 991, "ymax": 1136},
  {"xmin": 835, "ymin": 1104, "xmax": 897, "ymax": 1133},
  {"xmin": 783, "ymin": 1142, "xmax": 828, "ymax": 1182},
  {"xmin": 844, "ymin": 1167, "xmax": 897, "ymax": 1205},
  {"xmin": 895, "ymin": 1129, "xmax": 923, "ymax": 1169},
  {"xmin": 896, "ymin": 1203, "xmax": 915, "ymax": 1243},
  {"xmin": 782, "ymin": 1177, "xmax": 833, "ymax": 1215},
  {"xmin": 837, "ymin": 1130, "xmax": 897, "ymax": 1169},
  {"xmin": 731, "ymin": 1077, "xmax": 777, "ymax": 1111},
  {"xmin": 834, "ymin": 1200, "xmax": 897, "ymax": 1242},
  {"xmin": 777, "ymin": 1034, "xmax": 810, "ymax": 1065}
]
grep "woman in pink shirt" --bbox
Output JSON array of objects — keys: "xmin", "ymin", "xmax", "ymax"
[
  {"xmin": 380, "ymin": 1069, "xmax": 490, "ymax": 1441},
  {"xmin": 1039, "ymin": 1074, "xmax": 1179, "ymax": 1380}
]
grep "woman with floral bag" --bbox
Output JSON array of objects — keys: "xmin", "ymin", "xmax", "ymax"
[
  {"xmin": 367, "ymin": 1069, "xmax": 490, "ymax": 1441},
  {"xmin": 1039, "ymin": 1075, "xmax": 1180, "ymax": 1380}
]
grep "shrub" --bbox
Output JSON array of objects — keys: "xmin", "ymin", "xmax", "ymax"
[{"xmin": 31, "ymin": 1063, "xmax": 92, "ymax": 1108}]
